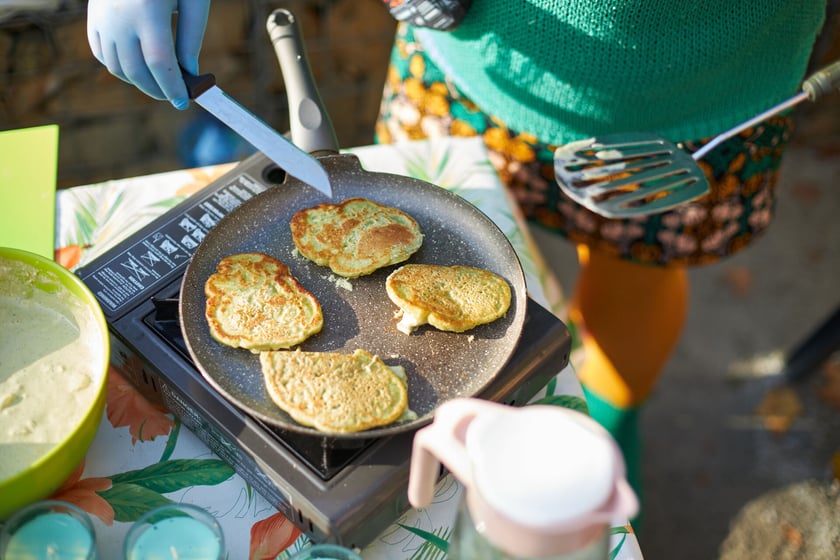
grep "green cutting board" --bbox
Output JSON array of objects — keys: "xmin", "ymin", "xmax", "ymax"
[{"xmin": 0, "ymin": 124, "xmax": 59, "ymax": 260}]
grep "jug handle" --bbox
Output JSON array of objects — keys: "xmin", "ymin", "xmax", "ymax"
[{"xmin": 408, "ymin": 398, "xmax": 511, "ymax": 508}]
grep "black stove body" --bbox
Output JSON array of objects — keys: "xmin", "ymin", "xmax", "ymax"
[{"xmin": 76, "ymin": 153, "xmax": 571, "ymax": 548}]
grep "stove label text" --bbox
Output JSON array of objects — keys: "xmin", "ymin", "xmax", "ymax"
[{"xmin": 81, "ymin": 173, "xmax": 268, "ymax": 316}]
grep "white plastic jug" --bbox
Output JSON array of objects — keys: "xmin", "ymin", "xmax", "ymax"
[{"xmin": 408, "ymin": 398, "xmax": 638, "ymax": 559}]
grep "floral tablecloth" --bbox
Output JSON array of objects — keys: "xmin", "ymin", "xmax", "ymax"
[{"xmin": 44, "ymin": 137, "xmax": 642, "ymax": 559}]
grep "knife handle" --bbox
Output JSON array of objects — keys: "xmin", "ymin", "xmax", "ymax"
[{"xmin": 181, "ymin": 67, "xmax": 217, "ymax": 99}]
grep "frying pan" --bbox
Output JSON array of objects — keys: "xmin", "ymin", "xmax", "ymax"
[{"xmin": 178, "ymin": 8, "xmax": 527, "ymax": 439}]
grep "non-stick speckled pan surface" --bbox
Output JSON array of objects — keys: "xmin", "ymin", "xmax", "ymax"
[{"xmin": 179, "ymin": 153, "xmax": 527, "ymax": 439}]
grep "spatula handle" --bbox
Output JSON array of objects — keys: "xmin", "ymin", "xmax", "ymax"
[
  {"xmin": 693, "ymin": 60, "xmax": 840, "ymax": 160},
  {"xmin": 692, "ymin": 91, "xmax": 809, "ymax": 160},
  {"xmin": 802, "ymin": 59, "xmax": 840, "ymax": 100}
]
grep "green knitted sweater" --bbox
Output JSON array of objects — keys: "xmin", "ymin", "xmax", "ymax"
[{"xmin": 414, "ymin": 0, "xmax": 826, "ymax": 145}]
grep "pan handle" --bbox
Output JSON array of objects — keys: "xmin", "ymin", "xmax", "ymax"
[{"xmin": 267, "ymin": 9, "xmax": 340, "ymax": 155}]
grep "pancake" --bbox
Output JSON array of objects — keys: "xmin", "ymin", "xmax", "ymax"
[
  {"xmin": 385, "ymin": 264, "xmax": 512, "ymax": 334},
  {"xmin": 290, "ymin": 197, "xmax": 423, "ymax": 277},
  {"xmin": 204, "ymin": 252, "xmax": 323, "ymax": 352},
  {"xmin": 259, "ymin": 349, "xmax": 409, "ymax": 433}
]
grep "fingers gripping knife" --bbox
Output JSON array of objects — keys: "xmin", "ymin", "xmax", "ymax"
[{"xmin": 554, "ymin": 60, "xmax": 840, "ymax": 219}]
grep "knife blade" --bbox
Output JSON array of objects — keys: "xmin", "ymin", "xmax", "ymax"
[{"xmin": 182, "ymin": 70, "xmax": 332, "ymax": 197}]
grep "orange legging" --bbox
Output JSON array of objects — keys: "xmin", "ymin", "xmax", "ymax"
[{"xmin": 570, "ymin": 244, "xmax": 689, "ymax": 408}]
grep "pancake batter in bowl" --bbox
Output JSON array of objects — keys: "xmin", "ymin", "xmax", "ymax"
[{"xmin": 0, "ymin": 257, "xmax": 103, "ymax": 481}]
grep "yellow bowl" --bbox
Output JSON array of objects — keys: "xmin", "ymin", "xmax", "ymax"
[{"xmin": 0, "ymin": 247, "xmax": 110, "ymax": 521}]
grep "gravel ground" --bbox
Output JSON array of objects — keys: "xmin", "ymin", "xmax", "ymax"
[{"xmin": 720, "ymin": 480, "xmax": 840, "ymax": 560}]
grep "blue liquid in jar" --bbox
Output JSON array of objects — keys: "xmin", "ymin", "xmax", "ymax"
[
  {"xmin": 127, "ymin": 516, "xmax": 221, "ymax": 560},
  {"xmin": 3, "ymin": 512, "xmax": 95, "ymax": 559}
]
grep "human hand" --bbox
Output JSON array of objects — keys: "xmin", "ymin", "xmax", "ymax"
[{"xmin": 87, "ymin": 0, "xmax": 211, "ymax": 110}]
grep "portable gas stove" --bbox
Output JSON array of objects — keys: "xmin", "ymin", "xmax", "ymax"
[{"xmin": 76, "ymin": 153, "xmax": 572, "ymax": 549}]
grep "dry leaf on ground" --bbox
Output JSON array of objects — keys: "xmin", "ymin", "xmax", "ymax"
[
  {"xmin": 781, "ymin": 521, "xmax": 804, "ymax": 548},
  {"xmin": 755, "ymin": 386, "xmax": 802, "ymax": 435},
  {"xmin": 723, "ymin": 266, "xmax": 752, "ymax": 297},
  {"xmin": 818, "ymin": 357, "xmax": 840, "ymax": 410},
  {"xmin": 790, "ymin": 181, "xmax": 822, "ymax": 204}
]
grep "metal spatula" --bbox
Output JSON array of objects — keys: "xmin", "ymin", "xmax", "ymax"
[{"xmin": 554, "ymin": 60, "xmax": 840, "ymax": 219}]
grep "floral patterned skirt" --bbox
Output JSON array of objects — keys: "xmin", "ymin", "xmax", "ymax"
[{"xmin": 375, "ymin": 24, "xmax": 795, "ymax": 267}]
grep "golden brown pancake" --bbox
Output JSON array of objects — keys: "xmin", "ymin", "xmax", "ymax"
[
  {"xmin": 385, "ymin": 264, "xmax": 512, "ymax": 333},
  {"xmin": 259, "ymin": 349, "xmax": 409, "ymax": 433},
  {"xmin": 290, "ymin": 197, "xmax": 423, "ymax": 277},
  {"xmin": 204, "ymin": 252, "xmax": 322, "ymax": 352}
]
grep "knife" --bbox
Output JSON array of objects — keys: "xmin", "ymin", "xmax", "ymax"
[{"xmin": 182, "ymin": 69, "xmax": 332, "ymax": 197}]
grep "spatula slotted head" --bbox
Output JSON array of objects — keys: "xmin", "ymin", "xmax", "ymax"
[{"xmin": 554, "ymin": 133, "xmax": 710, "ymax": 218}]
